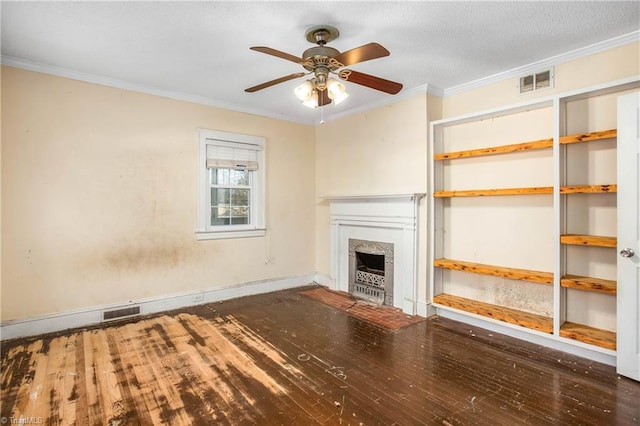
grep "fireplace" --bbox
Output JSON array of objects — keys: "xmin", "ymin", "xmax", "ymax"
[
  {"xmin": 325, "ymin": 193, "xmax": 425, "ymax": 315},
  {"xmin": 349, "ymin": 239, "xmax": 394, "ymax": 305}
]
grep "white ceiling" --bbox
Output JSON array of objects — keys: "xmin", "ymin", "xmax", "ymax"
[{"xmin": 2, "ymin": 1, "xmax": 639, "ymax": 125}]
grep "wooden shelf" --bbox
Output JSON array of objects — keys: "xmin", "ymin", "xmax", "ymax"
[
  {"xmin": 434, "ymin": 186, "xmax": 553, "ymax": 198},
  {"xmin": 434, "ymin": 129, "xmax": 617, "ymax": 160},
  {"xmin": 434, "ymin": 184, "xmax": 617, "ymax": 198},
  {"xmin": 560, "ymin": 234, "xmax": 617, "ymax": 248},
  {"xmin": 433, "ymin": 293, "xmax": 553, "ymax": 334},
  {"xmin": 560, "ymin": 322, "xmax": 616, "ymax": 350},
  {"xmin": 561, "ymin": 275, "xmax": 616, "ymax": 295},
  {"xmin": 560, "ymin": 184, "xmax": 617, "ymax": 194},
  {"xmin": 560, "ymin": 129, "xmax": 617, "ymax": 145},
  {"xmin": 434, "ymin": 138, "xmax": 553, "ymax": 160},
  {"xmin": 434, "ymin": 258, "xmax": 553, "ymax": 285}
]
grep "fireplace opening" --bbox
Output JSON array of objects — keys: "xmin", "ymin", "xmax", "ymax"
[
  {"xmin": 349, "ymin": 239, "xmax": 394, "ymax": 306},
  {"xmin": 356, "ymin": 252, "xmax": 384, "ymax": 275}
]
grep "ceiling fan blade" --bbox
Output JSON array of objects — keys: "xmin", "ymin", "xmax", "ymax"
[
  {"xmin": 250, "ymin": 46, "xmax": 304, "ymax": 64},
  {"xmin": 333, "ymin": 43, "xmax": 390, "ymax": 67},
  {"xmin": 318, "ymin": 89, "xmax": 332, "ymax": 107},
  {"xmin": 245, "ymin": 73, "xmax": 306, "ymax": 93},
  {"xmin": 339, "ymin": 70, "xmax": 403, "ymax": 94}
]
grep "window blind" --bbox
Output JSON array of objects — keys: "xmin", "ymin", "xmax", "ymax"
[{"xmin": 206, "ymin": 144, "xmax": 259, "ymax": 171}]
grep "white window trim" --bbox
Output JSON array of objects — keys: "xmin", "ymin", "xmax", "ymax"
[{"xmin": 196, "ymin": 129, "xmax": 266, "ymax": 240}]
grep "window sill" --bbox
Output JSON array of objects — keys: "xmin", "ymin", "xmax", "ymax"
[{"xmin": 196, "ymin": 228, "xmax": 266, "ymax": 241}]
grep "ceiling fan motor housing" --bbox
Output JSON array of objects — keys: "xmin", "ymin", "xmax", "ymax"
[
  {"xmin": 302, "ymin": 46, "xmax": 341, "ymax": 68},
  {"xmin": 302, "ymin": 46, "xmax": 340, "ymax": 61},
  {"xmin": 301, "ymin": 44, "xmax": 343, "ymax": 90}
]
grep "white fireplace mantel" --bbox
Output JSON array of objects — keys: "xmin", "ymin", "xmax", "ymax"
[{"xmin": 323, "ymin": 194, "xmax": 425, "ymax": 315}]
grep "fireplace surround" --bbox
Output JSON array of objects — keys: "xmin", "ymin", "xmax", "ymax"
[{"xmin": 325, "ymin": 194, "xmax": 425, "ymax": 315}]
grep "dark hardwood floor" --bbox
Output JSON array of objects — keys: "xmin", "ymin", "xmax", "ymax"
[{"xmin": 1, "ymin": 285, "xmax": 638, "ymax": 425}]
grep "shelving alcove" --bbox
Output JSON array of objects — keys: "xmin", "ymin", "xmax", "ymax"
[{"xmin": 428, "ymin": 76, "xmax": 640, "ymax": 365}]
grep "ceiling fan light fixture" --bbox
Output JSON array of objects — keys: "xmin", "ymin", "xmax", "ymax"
[
  {"xmin": 327, "ymin": 78, "xmax": 349, "ymax": 105},
  {"xmin": 294, "ymin": 80, "xmax": 314, "ymax": 101},
  {"xmin": 302, "ymin": 89, "xmax": 319, "ymax": 108},
  {"xmin": 331, "ymin": 90, "xmax": 349, "ymax": 105}
]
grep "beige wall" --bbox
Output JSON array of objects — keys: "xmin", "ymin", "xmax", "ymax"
[
  {"xmin": 315, "ymin": 95, "xmax": 429, "ymax": 197},
  {"xmin": 1, "ymin": 66, "xmax": 316, "ymax": 321}
]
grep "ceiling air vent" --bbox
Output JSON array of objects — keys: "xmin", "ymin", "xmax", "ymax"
[
  {"xmin": 102, "ymin": 305, "xmax": 141, "ymax": 321},
  {"xmin": 518, "ymin": 68, "xmax": 554, "ymax": 94}
]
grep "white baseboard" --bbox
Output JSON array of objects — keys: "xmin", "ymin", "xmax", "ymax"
[
  {"xmin": 313, "ymin": 272, "xmax": 334, "ymax": 289},
  {"xmin": 0, "ymin": 273, "xmax": 317, "ymax": 341},
  {"xmin": 416, "ymin": 300, "xmax": 436, "ymax": 318}
]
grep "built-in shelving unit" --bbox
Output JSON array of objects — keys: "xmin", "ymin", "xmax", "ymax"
[{"xmin": 429, "ymin": 77, "xmax": 640, "ymax": 361}]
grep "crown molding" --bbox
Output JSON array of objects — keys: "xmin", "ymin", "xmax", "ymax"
[
  {"xmin": 0, "ymin": 55, "xmax": 315, "ymax": 126},
  {"xmin": 443, "ymin": 30, "xmax": 640, "ymax": 97}
]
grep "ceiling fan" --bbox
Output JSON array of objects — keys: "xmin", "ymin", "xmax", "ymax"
[{"xmin": 245, "ymin": 25, "xmax": 403, "ymax": 108}]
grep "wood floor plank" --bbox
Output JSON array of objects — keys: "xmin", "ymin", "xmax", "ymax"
[
  {"xmin": 21, "ymin": 340, "xmax": 49, "ymax": 419},
  {"xmin": 72, "ymin": 331, "xmax": 89, "ymax": 425},
  {"xmin": 42, "ymin": 336, "xmax": 69, "ymax": 425},
  {"xmin": 1, "ymin": 286, "xmax": 638, "ymax": 425},
  {"xmin": 1, "ymin": 343, "xmax": 32, "ymax": 419},
  {"xmin": 94, "ymin": 331, "xmax": 125, "ymax": 423},
  {"xmin": 60, "ymin": 335, "xmax": 77, "ymax": 426},
  {"xmin": 84, "ymin": 330, "xmax": 112, "ymax": 424}
]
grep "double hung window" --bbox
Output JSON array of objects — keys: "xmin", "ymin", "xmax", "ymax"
[{"xmin": 197, "ymin": 130, "xmax": 265, "ymax": 240}]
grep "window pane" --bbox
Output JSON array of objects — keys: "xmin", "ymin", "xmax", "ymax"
[
  {"xmin": 211, "ymin": 188, "xmax": 230, "ymax": 204},
  {"xmin": 211, "ymin": 168, "xmax": 230, "ymax": 185},
  {"xmin": 211, "ymin": 206, "xmax": 230, "ymax": 226},
  {"xmin": 230, "ymin": 207, "xmax": 249, "ymax": 225},
  {"xmin": 231, "ymin": 188, "xmax": 250, "ymax": 206},
  {"xmin": 231, "ymin": 170, "xmax": 249, "ymax": 186}
]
